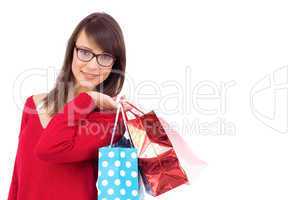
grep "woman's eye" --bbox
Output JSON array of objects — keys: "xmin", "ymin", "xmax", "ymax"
[{"xmin": 80, "ymin": 49, "xmax": 91, "ymax": 56}]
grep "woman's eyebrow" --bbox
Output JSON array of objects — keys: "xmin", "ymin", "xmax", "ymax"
[
  {"xmin": 76, "ymin": 44, "xmax": 104, "ymax": 54},
  {"xmin": 76, "ymin": 45, "xmax": 93, "ymax": 51}
]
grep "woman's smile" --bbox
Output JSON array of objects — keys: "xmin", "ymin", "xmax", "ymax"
[{"xmin": 81, "ymin": 70, "xmax": 98, "ymax": 79}]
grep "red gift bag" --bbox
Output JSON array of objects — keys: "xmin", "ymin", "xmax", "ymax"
[{"xmin": 122, "ymin": 102, "xmax": 189, "ymax": 196}]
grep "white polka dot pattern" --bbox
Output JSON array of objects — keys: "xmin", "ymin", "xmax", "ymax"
[{"xmin": 97, "ymin": 147, "xmax": 139, "ymax": 200}]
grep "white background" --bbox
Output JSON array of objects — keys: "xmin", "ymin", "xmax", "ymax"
[{"xmin": 0, "ymin": 0, "xmax": 299, "ymax": 199}]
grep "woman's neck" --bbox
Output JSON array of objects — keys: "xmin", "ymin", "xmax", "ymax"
[{"xmin": 73, "ymin": 83, "xmax": 95, "ymax": 97}]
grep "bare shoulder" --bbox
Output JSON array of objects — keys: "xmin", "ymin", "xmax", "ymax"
[{"xmin": 32, "ymin": 93, "xmax": 48, "ymax": 105}]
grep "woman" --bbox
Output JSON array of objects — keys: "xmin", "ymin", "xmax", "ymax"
[{"xmin": 8, "ymin": 12, "xmax": 132, "ymax": 200}]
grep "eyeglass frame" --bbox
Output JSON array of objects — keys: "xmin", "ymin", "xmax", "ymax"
[{"xmin": 74, "ymin": 44, "xmax": 116, "ymax": 68}]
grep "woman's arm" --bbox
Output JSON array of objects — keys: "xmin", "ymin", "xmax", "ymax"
[
  {"xmin": 34, "ymin": 92, "xmax": 124, "ymax": 164},
  {"xmin": 8, "ymin": 96, "xmax": 31, "ymax": 200}
]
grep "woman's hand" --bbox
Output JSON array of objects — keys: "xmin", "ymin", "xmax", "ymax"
[
  {"xmin": 86, "ymin": 91, "xmax": 118, "ymax": 111},
  {"xmin": 86, "ymin": 91, "xmax": 134, "ymax": 112},
  {"xmin": 112, "ymin": 95, "xmax": 133, "ymax": 112}
]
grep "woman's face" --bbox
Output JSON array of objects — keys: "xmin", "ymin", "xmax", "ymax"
[{"xmin": 72, "ymin": 30, "xmax": 113, "ymax": 91}]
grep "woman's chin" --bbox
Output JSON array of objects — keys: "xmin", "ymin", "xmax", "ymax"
[{"xmin": 78, "ymin": 80, "xmax": 96, "ymax": 89}]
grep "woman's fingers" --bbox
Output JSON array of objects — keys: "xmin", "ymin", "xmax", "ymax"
[
  {"xmin": 121, "ymin": 101, "xmax": 134, "ymax": 112},
  {"xmin": 112, "ymin": 95, "xmax": 125, "ymax": 104},
  {"xmin": 110, "ymin": 95, "xmax": 134, "ymax": 112},
  {"xmin": 109, "ymin": 98, "xmax": 118, "ymax": 110},
  {"xmin": 88, "ymin": 92, "xmax": 128, "ymax": 111}
]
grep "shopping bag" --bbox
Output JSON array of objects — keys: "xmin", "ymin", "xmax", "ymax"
[
  {"xmin": 122, "ymin": 102, "xmax": 189, "ymax": 197},
  {"xmin": 157, "ymin": 117, "xmax": 207, "ymax": 185},
  {"xmin": 97, "ymin": 104, "xmax": 139, "ymax": 200}
]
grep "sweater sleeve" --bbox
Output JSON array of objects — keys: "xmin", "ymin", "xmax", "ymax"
[
  {"xmin": 8, "ymin": 96, "xmax": 31, "ymax": 200},
  {"xmin": 34, "ymin": 92, "xmax": 125, "ymax": 164}
]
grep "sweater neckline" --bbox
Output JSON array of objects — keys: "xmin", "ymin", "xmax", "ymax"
[{"xmin": 30, "ymin": 95, "xmax": 53, "ymax": 130}]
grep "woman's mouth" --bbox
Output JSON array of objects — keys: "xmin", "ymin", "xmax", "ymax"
[{"xmin": 81, "ymin": 71, "xmax": 98, "ymax": 79}]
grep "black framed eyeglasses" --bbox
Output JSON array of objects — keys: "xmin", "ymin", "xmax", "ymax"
[{"xmin": 74, "ymin": 45, "xmax": 115, "ymax": 68}]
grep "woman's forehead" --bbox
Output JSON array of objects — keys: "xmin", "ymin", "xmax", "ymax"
[{"xmin": 76, "ymin": 30, "xmax": 104, "ymax": 54}]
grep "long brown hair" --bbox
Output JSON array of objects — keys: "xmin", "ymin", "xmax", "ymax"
[{"xmin": 41, "ymin": 12, "xmax": 126, "ymax": 116}]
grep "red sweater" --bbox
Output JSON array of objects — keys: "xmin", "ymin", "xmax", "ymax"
[{"xmin": 7, "ymin": 92, "xmax": 125, "ymax": 200}]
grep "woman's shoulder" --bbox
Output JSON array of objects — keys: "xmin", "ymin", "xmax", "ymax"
[
  {"xmin": 32, "ymin": 93, "xmax": 47, "ymax": 106},
  {"xmin": 19, "ymin": 94, "xmax": 46, "ymax": 118}
]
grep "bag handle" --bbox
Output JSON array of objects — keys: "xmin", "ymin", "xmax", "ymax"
[
  {"xmin": 109, "ymin": 102, "xmax": 134, "ymax": 148},
  {"xmin": 124, "ymin": 101, "xmax": 145, "ymax": 117}
]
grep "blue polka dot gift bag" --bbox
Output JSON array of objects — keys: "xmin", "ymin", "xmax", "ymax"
[{"xmin": 97, "ymin": 104, "xmax": 140, "ymax": 200}]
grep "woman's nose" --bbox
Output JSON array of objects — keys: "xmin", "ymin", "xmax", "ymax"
[{"xmin": 85, "ymin": 57, "xmax": 99, "ymax": 70}]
